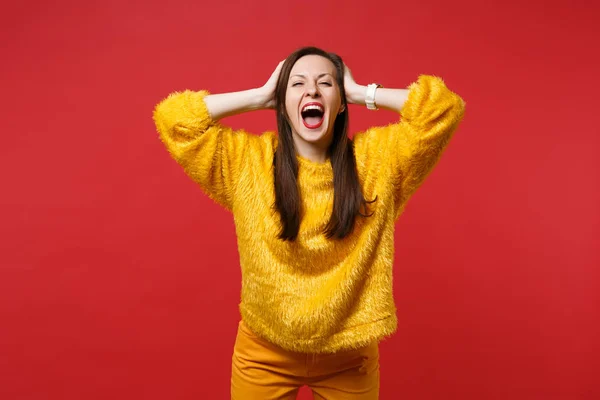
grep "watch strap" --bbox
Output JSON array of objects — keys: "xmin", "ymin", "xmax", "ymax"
[{"xmin": 365, "ymin": 83, "xmax": 383, "ymax": 110}]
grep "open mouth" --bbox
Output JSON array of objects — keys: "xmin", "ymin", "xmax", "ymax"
[{"xmin": 301, "ymin": 102, "xmax": 324, "ymax": 129}]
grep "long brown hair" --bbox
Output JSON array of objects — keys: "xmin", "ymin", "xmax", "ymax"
[{"xmin": 273, "ymin": 46, "xmax": 376, "ymax": 241}]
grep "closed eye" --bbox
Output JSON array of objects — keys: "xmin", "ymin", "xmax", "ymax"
[
  {"xmin": 319, "ymin": 82, "xmax": 332, "ymax": 86},
  {"xmin": 292, "ymin": 82, "xmax": 303, "ymax": 87}
]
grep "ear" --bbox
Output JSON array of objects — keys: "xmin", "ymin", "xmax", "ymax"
[{"xmin": 339, "ymin": 104, "xmax": 346, "ymax": 114}]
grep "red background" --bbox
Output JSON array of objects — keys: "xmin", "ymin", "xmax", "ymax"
[{"xmin": 1, "ymin": 0, "xmax": 599, "ymax": 399}]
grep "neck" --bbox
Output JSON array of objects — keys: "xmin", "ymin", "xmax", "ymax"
[{"xmin": 292, "ymin": 136, "xmax": 331, "ymax": 164}]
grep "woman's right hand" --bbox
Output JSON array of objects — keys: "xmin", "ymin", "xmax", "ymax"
[
  {"xmin": 203, "ymin": 60, "xmax": 285, "ymax": 120},
  {"xmin": 259, "ymin": 60, "xmax": 284, "ymax": 109}
]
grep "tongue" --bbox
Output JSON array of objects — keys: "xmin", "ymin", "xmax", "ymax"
[{"xmin": 304, "ymin": 116, "xmax": 322, "ymax": 126}]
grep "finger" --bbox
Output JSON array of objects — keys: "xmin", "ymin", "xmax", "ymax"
[{"xmin": 269, "ymin": 61, "xmax": 284, "ymax": 80}]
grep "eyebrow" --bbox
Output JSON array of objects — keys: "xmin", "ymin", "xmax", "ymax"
[{"xmin": 290, "ymin": 73, "xmax": 334, "ymax": 79}]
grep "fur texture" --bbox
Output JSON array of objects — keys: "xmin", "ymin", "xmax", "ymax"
[{"xmin": 153, "ymin": 75, "xmax": 465, "ymax": 353}]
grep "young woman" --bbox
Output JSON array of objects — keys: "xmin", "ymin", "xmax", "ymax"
[{"xmin": 153, "ymin": 46, "xmax": 465, "ymax": 399}]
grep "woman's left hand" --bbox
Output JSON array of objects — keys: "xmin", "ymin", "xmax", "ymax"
[{"xmin": 343, "ymin": 64, "xmax": 362, "ymax": 105}]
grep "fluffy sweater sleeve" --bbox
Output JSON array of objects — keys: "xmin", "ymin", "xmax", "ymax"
[
  {"xmin": 354, "ymin": 75, "xmax": 466, "ymax": 217},
  {"xmin": 152, "ymin": 90, "xmax": 251, "ymax": 211}
]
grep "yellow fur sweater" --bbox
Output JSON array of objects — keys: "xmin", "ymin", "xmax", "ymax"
[{"xmin": 153, "ymin": 75, "xmax": 465, "ymax": 354}]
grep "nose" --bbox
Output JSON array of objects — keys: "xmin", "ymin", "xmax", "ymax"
[{"xmin": 305, "ymin": 82, "xmax": 320, "ymax": 97}]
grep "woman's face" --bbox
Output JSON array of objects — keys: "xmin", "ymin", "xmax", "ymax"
[{"xmin": 285, "ymin": 55, "xmax": 345, "ymax": 156}]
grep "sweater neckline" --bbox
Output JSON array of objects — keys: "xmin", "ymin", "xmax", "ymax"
[
  {"xmin": 296, "ymin": 154, "xmax": 333, "ymax": 183},
  {"xmin": 296, "ymin": 154, "xmax": 331, "ymax": 169}
]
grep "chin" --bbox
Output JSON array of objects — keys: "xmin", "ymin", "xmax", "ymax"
[{"xmin": 295, "ymin": 126, "xmax": 330, "ymax": 145}]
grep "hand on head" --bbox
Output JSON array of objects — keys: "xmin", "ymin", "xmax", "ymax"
[
  {"xmin": 343, "ymin": 63, "xmax": 360, "ymax": 105},
  {"xmin": 261, "ymin": 60, "xmax": 285, "ymax": 109}
]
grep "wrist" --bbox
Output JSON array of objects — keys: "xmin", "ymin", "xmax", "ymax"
[
  {"xmin": 252, "ymin": 87, "xmax": 271, "ymax": 110},
  {"xmin": 351, "ymin": 84, "xmax": 367, "ymax": 106},
  {"xmin": 347, "ymin": 84, "xmax": 367, "ymax": 105}
]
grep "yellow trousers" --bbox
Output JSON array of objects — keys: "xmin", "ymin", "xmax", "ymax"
[{"xmin": 231, "ymin": 320, "xmax": 380, "ymax": 399}]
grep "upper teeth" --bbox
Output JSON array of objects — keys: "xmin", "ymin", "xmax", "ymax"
[{"xmin": 302, "ymin": 104, "xmax": 323, "ymax": 112}]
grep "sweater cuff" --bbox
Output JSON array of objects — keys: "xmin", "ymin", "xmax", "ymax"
[
  {"xmin": 400, "ymin": 75, "xmax": 456, "ymax": 128},
  {"xmin": 153, "ymin": 89, "xmax": 217, "ymax": 141},
  {"xmin": 181, "ymin": 89, "xmax": 216, "ymax": 133}
]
